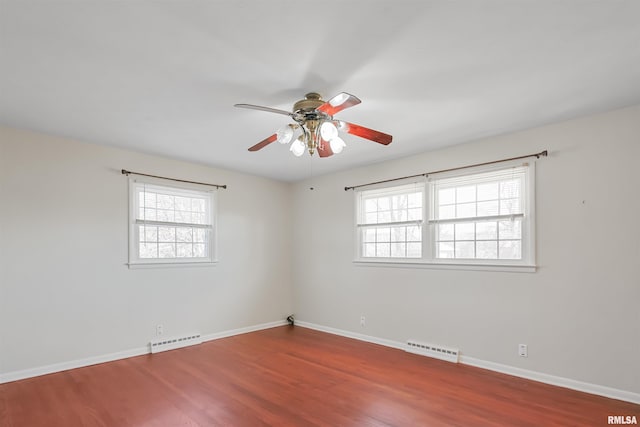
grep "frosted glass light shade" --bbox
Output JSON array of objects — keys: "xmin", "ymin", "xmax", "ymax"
[
  {"xmin": 329, "ymin": 136, "xmax": 346, "ymax": 154},
  {"xmin": 320, "ymin": 121, "xmax": 338, "ymax": 141},
  {"xmin": 290, "ymin": 137, "xmax": 305, "ymax": 157},
  {"xmin": 276, "ymin": 125, "xmax": 294, "ymax": 144}
]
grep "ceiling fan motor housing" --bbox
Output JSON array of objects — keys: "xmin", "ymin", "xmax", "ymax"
[{"xmin": 293, "ymin": 92, "xmax": 325, "ymax": 112}]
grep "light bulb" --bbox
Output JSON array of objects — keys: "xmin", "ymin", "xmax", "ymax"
[
  {"xmin": 290, "ymin": 137, "xmax": 305, "ymax": 157},
  {"xmin": 276, "ymin": 125, "xmax": 294, "ymax": 144},
  {"xmin": 329, "ymin": 136, "xmax": 346, "ymax": 154},
  {"xmin": 320, "ymin": 121, "xmax": 338, "ymax": 141}
]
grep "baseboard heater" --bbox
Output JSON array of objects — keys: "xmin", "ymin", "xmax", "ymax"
[
  {"xmin": 150, "ymin": 333, "xmax": 202, "ymax": 354},
  {"xmin": 406, "ymin": 339, "xmax": 459, "ymax": 363}
]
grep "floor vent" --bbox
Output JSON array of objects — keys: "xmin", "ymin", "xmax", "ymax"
[
  {"xmin": 406, "ymin": 339, "xmax": 459, "ymax": 363},
  {"xmin": 150, "ymin": 333, "xmax": 202, "ymax": 354}
]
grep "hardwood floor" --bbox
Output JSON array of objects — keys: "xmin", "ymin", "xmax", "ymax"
[{"xmin": 1, "ymin": 326, "xmax": 638, "ymax": 426}]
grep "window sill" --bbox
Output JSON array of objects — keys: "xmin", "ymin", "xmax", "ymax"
[
  {"xmin": 353, "ymin": 259, "xmax": 536, "ymax": 273},
  {"xmin": 127, "ymin": 260, "xmax": 218, "ymax": 269}
]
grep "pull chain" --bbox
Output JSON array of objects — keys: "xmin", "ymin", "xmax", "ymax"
[{"xmin": 309, "ymin": 152, "xmax": 314, "ymax": 191}]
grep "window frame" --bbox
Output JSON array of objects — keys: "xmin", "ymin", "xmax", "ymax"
[
  {"xmin": 353, "ymin": 161, "xmax": 536, "ymax": 272},
  {"xmin": 127, "ymin": 177, "xmax": 218, "ymax": 268}
]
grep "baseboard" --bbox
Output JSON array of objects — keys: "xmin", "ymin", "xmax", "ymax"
[
  {"xmin": 0, "ymin": 320, "xmax": 288, "ymax": 384},
  {"xmin": 201, "ymin": 320, "xmax": 288, "ymax": 342},
  {"xmin": 295, "ymin": 321, "xmax": 640, "ymax": 405},
  {"xmin": 459, "ymin": 356, "xmax": 640, "ymax": 405},
  {"xmin": 0, "ymin": 346, "xmax": 149, "ymax": 384},
  {"xmin": 295, "ymin": 320, "xmax": 406, "ymax": 350}
]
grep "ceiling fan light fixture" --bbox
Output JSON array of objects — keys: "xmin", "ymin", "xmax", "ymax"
[
  {"xmin": 290, "ymin": 137, "xmax": 305, "ymax": 157},
  {"xmin": 276, "ymin": 124, "xmax": 294, "ymax": 144},
  {"xmin": 329, "ymin": 136, "xmax": 346, "ymax": 154},
  {"xmin": 320, "ymin": 121, "xmax": 338, "ymax": 141}
]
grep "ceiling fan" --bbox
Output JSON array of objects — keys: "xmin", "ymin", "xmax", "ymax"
[{"xmin": 234, "ymin": 92, "xmax": 392, "ymax": 157}]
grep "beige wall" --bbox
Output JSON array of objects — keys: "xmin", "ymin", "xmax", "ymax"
[
  {"xmin": 0, "ymin": 126, "xmax": 293, "ymax": 374},
  {"xmin": 291, "ymin": 105, "xmax": 640, "ymax": 395}
]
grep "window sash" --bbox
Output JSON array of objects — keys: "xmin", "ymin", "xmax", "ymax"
[
  {"xmin": 135, "ymin": 224, "xmax": 212, "ymax": 260},
  {"xmin": 429, "ymin": 166, "xmax": 527, "ymax": 221},
  {"xmin": 357, "ymin": 183, "xmax": 424, "ymax": 226},
  {"xmin": 360, "ymin": 223, "xmax": 423, "ymax": 258},
  {"xmin": 134, "ymin": 182, "xmax": 213, "ymax": 226},
  {"xmin": 432, "ymin": 217, "xmax": 523, "ymax": 260}
]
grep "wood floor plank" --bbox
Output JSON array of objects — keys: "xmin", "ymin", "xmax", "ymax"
[{"xmin": 1, "ymin": 326, "xmax": 638, "ymax": 426}]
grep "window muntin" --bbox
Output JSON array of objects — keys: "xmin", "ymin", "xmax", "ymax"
[
  {"xmin": 357, "ymin": 183, "xmax": 424, "ymax": 259},
  {"xmin": 129, "ymin": 180, "xmax": 216, "ymax": 265}
]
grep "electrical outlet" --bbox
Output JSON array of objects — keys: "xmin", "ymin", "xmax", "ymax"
[
  {"xmin": 360, "ymin": 316, "xmax": 366, "ymax": 327},
  {"xmin": 156, "ymin": 324, "xmax": 164, "ymax": 336},
  {"xmin": 518, "ymin": 344, "xmax": 528, "ymax": 357}
]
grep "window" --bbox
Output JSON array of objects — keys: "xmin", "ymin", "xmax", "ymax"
[
  {"xmin": 430, "ymin": 165, "xmax": 531, "ymax": 262},
  {"xmin": 355, "ymin": 163, "xmax": 535, "ymax": 270},
  {"xmin": 128, "ymin": 179, "xmax": 216, "ymax": 266},
  {"xmin": 357, "ymin": 183, "xmax": 424, "ymax": 259}
]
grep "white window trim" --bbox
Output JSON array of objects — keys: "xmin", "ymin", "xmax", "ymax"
[
  {"xmin": 352, "ymin": 260, "xmax": 536, "ymax": 273},
  {"xmin": 127, "ymin": 177, "xmax": 218, "ymax": 268},
  {"xmin": 353, "ymin": 161, "xmax": 537, "ymax": 272}
]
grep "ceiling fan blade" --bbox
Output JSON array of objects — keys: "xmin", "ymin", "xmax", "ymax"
[
  {"xmin": 248, "ymin": 134, "xmax": 278, "ymax": 152},
  {"xmin": 234, "ymin": 104, "xmax": 293, "ymax": 117},
  {"xmin": 317, "ymin": 140, "xmax": 334, "ymax": 158},
  {"xmin": 316, "ymin": 92, "xmax": 361, "ymax": 116},
  {"xmin": 342, "ymin": 122, "xmax": 393, "ymax": 145}
]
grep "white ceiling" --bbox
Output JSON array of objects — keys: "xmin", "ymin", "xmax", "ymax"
[{"xmin": 1, "ymin": 1, "xmax": 639, "ymax": 181}]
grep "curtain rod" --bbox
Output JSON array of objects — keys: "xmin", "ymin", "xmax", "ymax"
[
  {"xmin": 344, "ymin": 150, "xmax": 548, "ymax": 191},
  {"xmin": 121, "ymin": 169, "xmax": 227, "ymax": 189}
]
